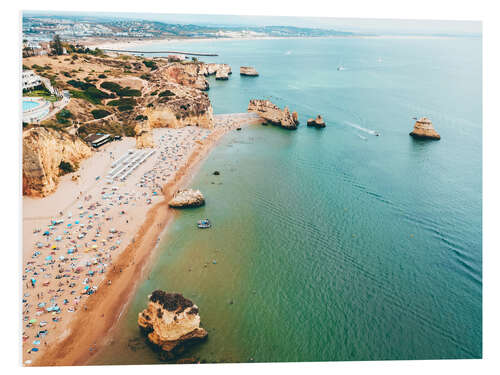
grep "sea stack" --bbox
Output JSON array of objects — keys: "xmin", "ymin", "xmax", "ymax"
[
  {"xmin": 240, "ymin": 66, "xmax": 259, "ymax": 76},
  {"xmin": 168, "ymin": 189, "xmax": 205, "ymax": 208},
  {"xmin": 215, "ymin": 65, "xmax": 231, "ymax": 80},
  {"xmin": 138, "ymin": 291, "xmax": 208, "ymax": 360},
  {"xmin": 409, "ymin": 117, "xmax": 441, "ymax": 140},
  {"xmin": 247, "ymin": 99, "xmax": 299, "ymax": 130},
  {"xmin": 307, "ymin": 115, "xmax": 326, "ymax": 128}
]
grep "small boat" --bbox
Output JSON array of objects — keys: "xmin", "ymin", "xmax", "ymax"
[
  {"xmin": 197, "ymin": 219, "xmax": 211, "ymax": 229},
  {"xmin": 337, "ymin": 65, "xmax": 345, "ymax": 71}
]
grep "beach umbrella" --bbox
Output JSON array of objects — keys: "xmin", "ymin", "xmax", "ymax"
[
  {"xmin": 29, "ymin": 319, "xmax": 37, "ymax": 324},
  {"xmin": 51, "ymin": 245, "xmax": 56, "ymax": 249},
  {"xmin": 67, "ymin": 223, "xmax": 72, "ymax": 227},
  {"xmin": 75, "ymin": 220, "xmax": 80, "ymax": 224},
  {"xmin": 45, "ymin": 256, "xmax": 52, "ymax": 261}
]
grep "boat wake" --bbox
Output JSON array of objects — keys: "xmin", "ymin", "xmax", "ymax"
[{"xmin": 344, "ymin": 121, "xmax": 380, "ymax": 136}]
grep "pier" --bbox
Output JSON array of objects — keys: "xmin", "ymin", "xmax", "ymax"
[{"xmin": 102, "ymin": 49, "xmax": 218, "ymax": 57}]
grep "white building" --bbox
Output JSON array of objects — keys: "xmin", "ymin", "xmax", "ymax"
[{"xmin": 22, "ymin": 70, "xmax": 42, "ymax": 91}]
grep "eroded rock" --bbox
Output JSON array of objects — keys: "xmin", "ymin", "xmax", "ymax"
[
  {"xmin": 240, "ymin": 66, "xmax": 259, "ymax": 76},
  {"xmin": 409, "ymin": 117, "xmax": 441, "ymax": 140},
  {"xmin": 247, "ymin": 99, "xmax": 299, "ymax": 130},
  {"xmin": 23, "ymin": 127, "xmax": 92, "ymax": 197},
  {"xmin": 168, "ymin": 189, "xmax": 205, "ymax": 208},
  {"xmin": 138, "ymin": 291, "xmax": 208, "ymax": 360}
]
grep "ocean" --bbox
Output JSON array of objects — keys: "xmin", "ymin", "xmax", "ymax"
[{"xmin": 90, "ymin": 36, "xmax": 482, "ymax": 364}]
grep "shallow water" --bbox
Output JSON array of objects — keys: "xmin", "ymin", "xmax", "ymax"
[{"xmin": 90, "ymin": 36, "xmax": 482, "ymax": 364}]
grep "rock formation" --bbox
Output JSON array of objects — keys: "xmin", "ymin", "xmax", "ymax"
[
  {"xmin": 409, "ymin": 117, "xmax": 441, "ymax": 140},
  {"xmin": 215, "ymin": 65, "xmax": 231, "ymax": 80},
  {"xmin": 138, "ymin": 291, "xmax": 208, "ymax": 360},
  {"xmin": 200, "ymin": 63, "xmax": 232, "ymax": 77},
  {"xmin": 23, "ymin": 127, "xmax": 92, "ymax": 197},
  {"xmin": 240, "ymin": 66, "xmax": 259, "ymax": 76},
  {"xmin": 307, "ymin": 115, "xmax": 326, "ymax": 128},
  {"xmin": 247, "ymin": 99, "xmax": 299, "ymax": 130},
  {"xmin": 145, "ymin": 82, "xmax": 215, "ymax": 129},
  {"xmin": 292, "ymin": 111, "xmax": 299, "ymax": 124},
  {"xmin": 134, "ymin": 120, "xmax": 155, "ymax": 148},
  {"xmin": 168, "ymin": 189, "xmax": 205, "ymax": 208},
  {"xmin": 160, "ymin": 62, "xmax": 209, "ymax": 91}
]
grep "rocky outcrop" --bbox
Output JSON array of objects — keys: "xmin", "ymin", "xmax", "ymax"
[
  {"xmin": 145, "ymin": 82, "xmax": 215, "ymax": 129},
  {"xmin": 168, "ymin": 189, "xmax": 205, "ymax": 208},
  {"xmin": 292, "ymin": 111, "xmax": 299, "ymax": 124},
  {"xmin": 215, "ymin": 69, "xmax": 229, "ymax": 80},
  {"xmin": 160, "ymin": 62, "xmax": 209, "ymax": 91},
  {"xmin": 23, "ymin": 127, "xmax": 92, "ymax": 197},
  {"xmin": 134, "ymin": 120, "xmax": 155, "ymax": 148},
  {"xmin": 247, "ymin": 99, "xmax": 299, "ymax": 130},
  {"xmin": 200, "ymin": 63, "xmax": 232, "ymax": 77},
  {"xmin": 240, "ymin": 66, "xmax": 259, "ymax": 76},
  {"xmin": 307, "ymin": 115, "xmax": 326, "ymax": 128},
  {"xmin": 409, "ymin": 117, "xmax": 441, "ymax": 140},
  {"xmin": 138, "ymin": 291, "xmax": 208, "ymax": 360}
]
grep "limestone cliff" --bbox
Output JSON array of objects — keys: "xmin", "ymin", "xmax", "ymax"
[
  {"xmin": 409, "ymin": 117, "xmax": 441, "ymax": 140},
  {"xmin": 248, "ymin": 99, "xmax": 299, "ymax": 129},
  {"xmin": 145, "ymin": 82, "xmax": 214, "ymax": 129},
  {"xmin": 168, "ymin": 189, "xmax": 205, "ymax": 208},
  {"xmin": 138, "ymin": 291, "xmax": 208, "ymax": 359},
  {"xmin": 200, "ymin": 63, "xmax": 232, "ymax": 77},
  {"xmin": 160, "ymin": 62, "xmax": 209, "ymax": 91},
  {"xmin": 134, "ymin": 120, "xmax": 155, "ymax": 148},
  {"xmin": 23, "ymin": 127, "xmax": 92, "ymax": 197}
]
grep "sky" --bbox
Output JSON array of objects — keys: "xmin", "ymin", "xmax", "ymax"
[{"xmin": 23, "ymin": 10, "xmax": 482, "ymax": 36}]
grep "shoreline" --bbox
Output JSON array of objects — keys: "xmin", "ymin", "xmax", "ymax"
[
  {"xmin": 88, "ymin": 34, "xmax": 468, "ymax": 52},
  {"xmin": 29, "ymin": 114, "xmax": 262, "ymax": 366}
]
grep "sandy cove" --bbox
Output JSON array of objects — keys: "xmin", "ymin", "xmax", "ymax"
[{"xmin": 24, "ymin": 113, "xmax": 262, "ymax": 366}]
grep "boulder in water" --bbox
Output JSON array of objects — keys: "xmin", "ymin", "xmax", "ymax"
[
  {"xmin": 168, "ymin": 189, "xmax": 205, "ymax": 208},
  {"xmin": 409, "ymin": 117, "xmax": 440, "ymax": 140},
  {"xmin": 307, "ymin": 115, "xmax": 326, "ymax": 128},
  {"xmin": 138, "ymin": 291, "xmax": 208, "ymax": 360}
]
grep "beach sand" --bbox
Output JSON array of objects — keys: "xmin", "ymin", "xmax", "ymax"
[{"xmin": 22, "ymin": 113, "xmax": 262, "ymax": 366}]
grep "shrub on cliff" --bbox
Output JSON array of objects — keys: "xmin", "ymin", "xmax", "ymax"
[
  {"xmin": 118, "ymin": 104, "xmax": 134, "ymax": 112},
  {"xmin": 101, "ymin": 82, "xmax": 141, "ymax": 97},
  {"xmin": 59, "ymin": 160, "xmax": 75, "ymax": 175},
  {"xmin": 108, "ymin": 97, "xmax": 137, "ymax": 107},
  {"xmin": 91, "ymin": 109, "xmax": 111, "ymax": 119},
  {"xmin": 159, "ymin": 89, "xmax": 175, "ymax": 97},
  {"xmin": 143, "ymin": 60, "xmax": 158, "ymax": 70},
  {"xmin": 56, "ymin": 109, "xmax": 72, "ymax": 124}
]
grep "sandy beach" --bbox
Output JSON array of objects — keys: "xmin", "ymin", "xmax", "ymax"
[{"xmin": 22, "ymin": 113, "xmax": 262, "ymax": 366}]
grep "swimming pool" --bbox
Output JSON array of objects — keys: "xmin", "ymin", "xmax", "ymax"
[{"xmin": 23, "ymin": 100, "xmax": 41, "ymax": 112}]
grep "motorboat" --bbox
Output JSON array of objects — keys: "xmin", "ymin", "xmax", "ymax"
[{"xmin": 197, "ymin": 219, "xmax": 211, "ymax": 229}]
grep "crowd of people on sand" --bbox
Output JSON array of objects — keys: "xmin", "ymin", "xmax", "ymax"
[{"xmin": 22, "ymin": 117, "xmax": 254, "ymax": 364}]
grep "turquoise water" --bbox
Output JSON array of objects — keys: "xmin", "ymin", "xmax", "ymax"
[
  {"xmin": 23, "ymin": 100, "xmax": 40, "ymax": 112},
  {"xmin": 91, "ymin": 36, "xmax": 482, "ymax": 364}
]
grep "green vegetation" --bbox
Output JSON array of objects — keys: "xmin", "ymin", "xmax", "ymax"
[
  {"xmin": 143, "ymin": 60, "xmax": 158, "ymax": 70},
  {"xmin": 107, "ymin": 97, "xmax": 137, "ymax": 107},
  {"xmin": 59, "ymin": 160, "xmax": 75, "ymax": 175},
  {"xmin": 140, "ymin": 73, "xmax": 152, "ymax": 81},
  {"xmin": 23, "ymin": 87, "xmax": 58, "ymax": 102},
  {"xmin": 135, "ymin": 114, "xmax": 148, "ymax": 121},
  {"xmin": 98, "ymin": 74, "xmax": 107, "ymax": 79},
  {"xmin": 51, "ymin": 35, "xmax": 64, "ymax": 55},
  {"xmin": 78, "ymin": 121, "xmax": 135, "ymax": 139},
  {"xmin": 100, "ymin": 81, "xmax": 141, "ymax": 97},
  {"xmin": 159, "ymin": 89, "xmax": 175, "ymax": 97},
  {"xmin": 66, "ymin": 44, "xmax": 105, "ymax": 56},
  {"xmin": 91, "ymin": 109, "xmax": 111, "ymax": 119},
  {"xmin": 56, "ymin": 109, "xmax": 72, "ymax": 124},
  {"xmin": 118, "ymin": 104, "xmax": 134, "ymax": 112},
  {"xmin": 68, "ymin": 80, "xmax": 111, "ymax": 105}
]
